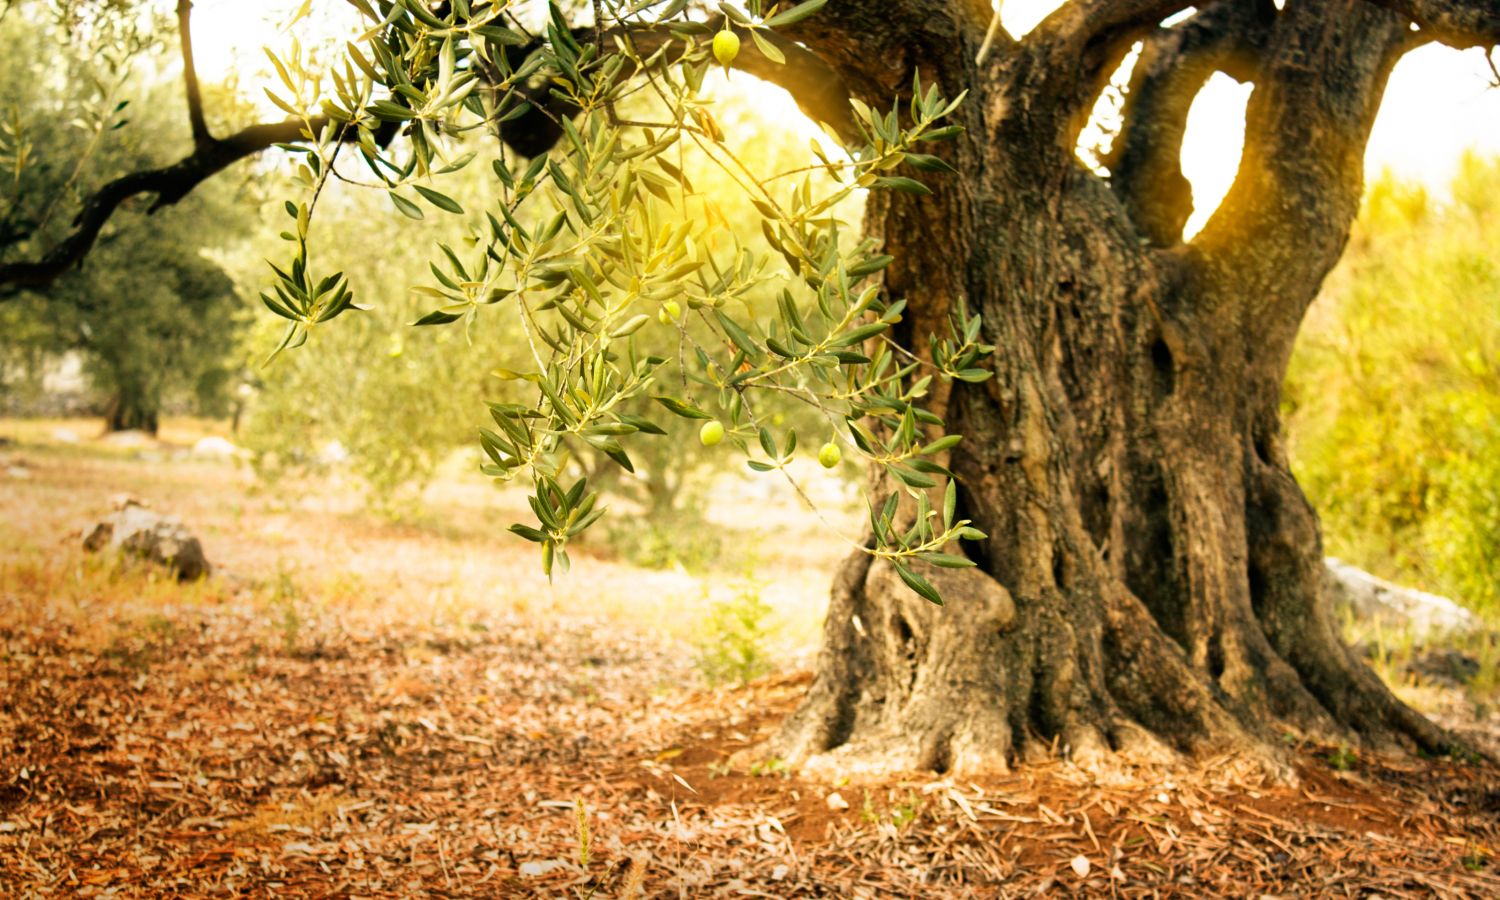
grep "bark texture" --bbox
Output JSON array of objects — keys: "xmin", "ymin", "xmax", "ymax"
[{"xmin": 767, "ymin": 0, "xmax": 1469, "ymax": 775}]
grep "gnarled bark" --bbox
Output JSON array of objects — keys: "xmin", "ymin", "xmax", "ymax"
[{"xmin": 767, "ymin": 0, "xmax": 1463, "ymax": 776}]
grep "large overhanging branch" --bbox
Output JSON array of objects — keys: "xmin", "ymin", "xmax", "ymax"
[
  {"xmin": 0, "ymin": 0, "xmax": 279, "ymax": 294},
  {"xmin": 615, "ymin": 18, "xmax": 855, "ymax": 138},
  {"xmin": 0, "ymin": 118, "xmax": 324, "ymax": 293},
  {"xmin": 1362, "ymin": 0, "xmax": 1500, "ymax": 49},
  {"xmin": 769, "ymin": 0, "xmax": 992, "ymax": 98},
  {"xmin": 1, "ymin": 4, "xmax": 865, "ymax": 297},
  {"xmin": 473, "ymin": 15, "xmax": 859, "ymax": 153}
]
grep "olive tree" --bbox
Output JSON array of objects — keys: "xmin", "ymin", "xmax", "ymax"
[
  {"xmin": 6, "ymin": 0, "xmax": 1499, "ymax": 775},
  {"xmin": 0, "ymin": 1, "xmax": 246, "ymax": 431}
]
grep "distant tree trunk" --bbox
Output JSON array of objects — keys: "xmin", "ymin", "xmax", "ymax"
[
  {"xmin": 767, "ymin": 0, "xmax": 1453, "ymax": 775},
  {"xmin": 104, "ymin": 385, "xmax": 159, "ymax": 435}
]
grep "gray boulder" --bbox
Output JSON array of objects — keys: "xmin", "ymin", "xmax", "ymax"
[
  {"xmin": 83, "ymin": 498, "xmax": 211, "ymax": 581},
  {"xmin": 1324, "ymin": 557, "xmax": 1477, "ymax": 638}
]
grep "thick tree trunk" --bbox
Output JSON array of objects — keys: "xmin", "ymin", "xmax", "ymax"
[
  {"xmin": 768, "ymin": 0, "xmax": 1451, "ymax": 776},
  {"xmin": 103, "ymin": 386, "xmax": 160, "ymax": 435}
]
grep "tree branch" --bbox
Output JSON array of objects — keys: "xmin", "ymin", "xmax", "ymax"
[
  {"xmin": 1361, "ymin": 0, "xmax": 1500, "ymax": 49},
  {"xmin": 617, "ymin": 19, "xmax": 857, "ymax": 139},
  {"xmin": 1030, "ymin": 0, "xmax": 1203, "ymax": 71},
  {"xmin": 1102, "ymin": 1, "xmax": 1272, "ymax": 246},
  {"xmin": 177, "ymin": 0, "xmax": 211, "ymax": 149},
  {"xmin": 769, "ymin": 0, "xmax": 993, "ymax": 101},
  {"xmin": 1187, "ymin": 0, "xmax": 1410, "ymax": 350},
  {"xmin": 0, "ymin": 5, "xmax": 886, "ymax": 297},
  {"xmin": 0, "ymin": 118, "xmax": 322, "ymax": 293},
  {"xmin": 1016, "ymin": 0, "xmax": 1202, "ymax": 158}
]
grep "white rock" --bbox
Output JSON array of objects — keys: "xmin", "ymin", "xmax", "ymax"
[
  {"xmin": 192, "ymin": 436, "xmax": 240, "ymax": 458},
  {"xmin": 83, "ymin": 500, "xmax": 211, "ymax": 580},
  {"xmin": 1071, "ymin": 855, "xmax": 1091, "ymax": 878},
  {"xmin": 1324, "ymin": 557, "xmax": 1477, "ymax": 637},
  {"xmin": 51, "ymin": 428, "xmax": 80, "ymax": 444},
  {"xmin": 825, "ymin": 791, "xmax": 850, "ymax": 811},
  {"xmin": 101, "ymin": 430, "xmax": 153, "ymax": 448}
]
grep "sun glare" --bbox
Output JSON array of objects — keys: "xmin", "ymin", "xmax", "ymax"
[
  {"xmin": 1181, "ymin": 72, "xmax": 1252, "ymax": 238},
  {"xmin": 188, "ymin": 0, "xmax": 362, "ymax": 95},
  {"xmin": 699, "ymin": 68, "xmax": 841, "ymax": 150}
]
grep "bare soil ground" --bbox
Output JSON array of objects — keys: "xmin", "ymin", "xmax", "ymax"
[{"xmin": 2, "ymin": 422, "xmax": 1498, "ymax": 896}]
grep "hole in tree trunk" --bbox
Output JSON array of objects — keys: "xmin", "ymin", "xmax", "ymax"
[
  {"xmin": 893, "ymin": 615, "xmax": 915, "ymax": 650},
  {"xmin": 892, "ymin": 614, "xmax": 919, "ymax": 693},
  {"xmin": 1180, "ymin": 72, "xmax": 1253, "ymax": 238},
  {"xmin": 1150, "ymin": 337, "xmax": 1176, "ymax": 396},
  {"xmin": 1082, "ymin": 480, "xmax": 1112, "ymax": 552},
  {"xmin": 1027, "ymin": 660, "xmax": 1057, "ymax": 738},
  {"xmin": 924, "ymin": 730, "xmax": 953, "ymax": 775},
  {"xmin": 1253, "ymin": 427, "xmax": 1275, "ymax": 466},
  {"xmin": 1075, "ymin": 39, "xmax": 1143, "ymax": 176},
  {"xmin": 824, "ymin": 691, "xmax": 856, "ymax": 752},
  {"xmin": 1126, "ymin": 468, "xmax": 1189, "ymax": 650},
  {"xmin": 1247, "ymin": 563, "xmax": 1269, "ymax": 620},
  {"xmin": 953, "ymin": 489, "xmax": 994, "ymax": 570}
]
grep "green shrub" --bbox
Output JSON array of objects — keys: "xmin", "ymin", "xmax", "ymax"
[
  {"xmin": 1285, "ymin": 154, "xmax": 1500, "ymax": 615},
  {"xmin": 694, "ymin": 582, "xmax": 775, "ymax": 687},
  {"xmin": 603, "ymin": 516, "xmax": 725, "ymax": 572}
]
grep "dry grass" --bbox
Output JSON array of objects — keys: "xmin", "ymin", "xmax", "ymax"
[{"xmin": 0, "ymin": 419, "xmax": 845, "ymax": 652}]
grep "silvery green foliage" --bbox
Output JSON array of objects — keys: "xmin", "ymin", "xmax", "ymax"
[{"xmin": 264, "ymin": 0, "xmax": 992, "ymax": 603}]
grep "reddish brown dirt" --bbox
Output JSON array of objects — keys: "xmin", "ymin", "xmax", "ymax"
[
  {"xmin": 2, "ymin": 440, "xmax": 1498, "ymax": 896},
  {"xmin": 7, "ymin": 609, "xmax": 1493, "ymax": 899}
]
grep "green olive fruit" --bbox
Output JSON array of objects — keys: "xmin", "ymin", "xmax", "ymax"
[
  {"xmin": 818, "ymin": 441, "xmax": 842, "ymax": 468},
  {"xmin": 713, "ymin": 29, "xmax": 740, "ymax": 70},
  {"xmin": 699, "ymin": 420, "xmax": 726, "ymax": 447}
]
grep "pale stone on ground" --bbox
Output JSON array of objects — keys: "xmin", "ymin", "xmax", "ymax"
[
  {"xmin": 83, "ymin": 498, "xmax": 211, "ymax": 581},
  {"xmin": 1324, "ymin": 557, "xmax": 1477, "ymax": 638}
]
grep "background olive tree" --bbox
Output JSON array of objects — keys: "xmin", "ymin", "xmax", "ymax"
[
  {"xmin": 0, "ymin": 3, "xmax": 249, "ymax": 431},
  {"xmin": 238, "ymin": 68, "xmax": 855, "ymax": 536}
]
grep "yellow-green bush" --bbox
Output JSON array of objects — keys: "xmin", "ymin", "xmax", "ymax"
[{"xmin": 1285, "ymin": 154, "xmax": 1500, "ymax": 615}]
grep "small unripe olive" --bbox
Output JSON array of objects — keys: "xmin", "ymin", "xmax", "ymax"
[
  {"xmin": 818, "ymin": 441, "xmax": 842, "ymax": 468},
  {"xmin": 713, "ymin": 29, "xmax": 740, "ymax": 70},
  {"xmin": 699, "ymin": 420, "xmax": 725, "ymax": 447},
  {"xmin": 658, "ymin": 299, "xmax": 682, "ymax": 324}
]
